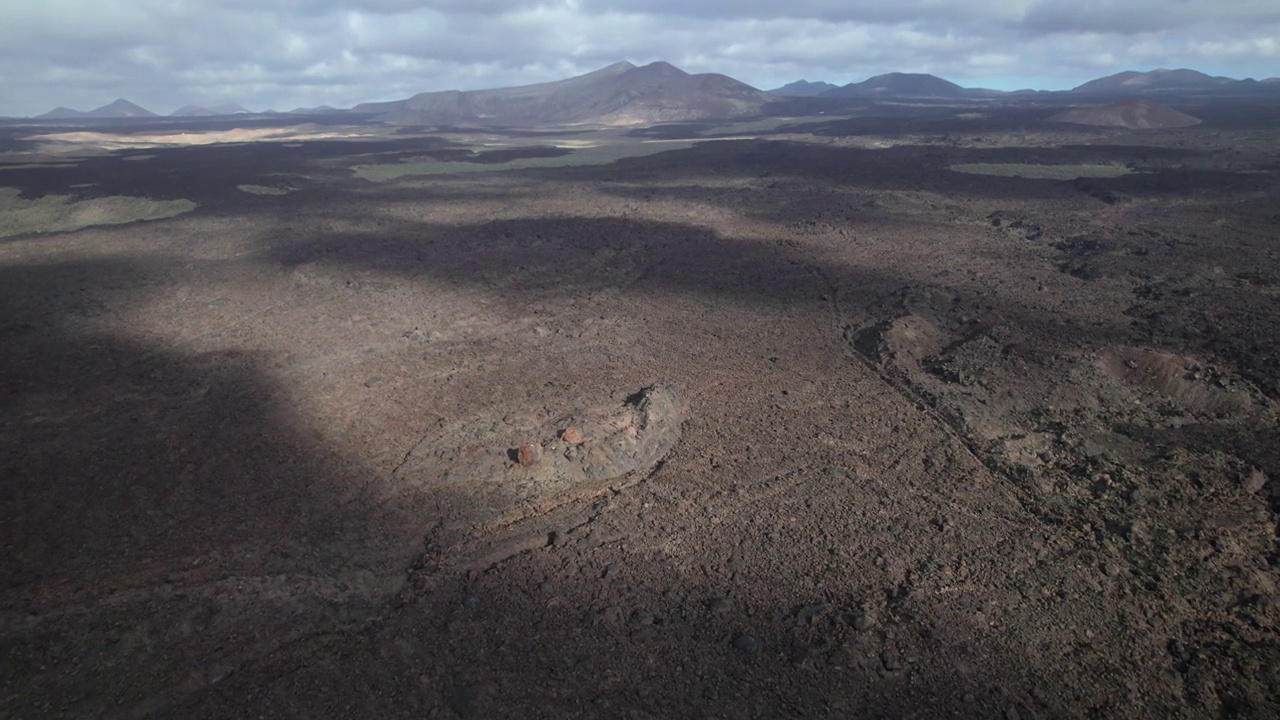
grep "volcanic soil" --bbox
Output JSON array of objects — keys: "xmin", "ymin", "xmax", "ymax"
[
  {"xmin": 2, "ymin": 107, "xmax": 1280, "ymax": 719},
  {"xmin": 1048, "ymin": 99, "xmax": 1203, "ymax": 130}
]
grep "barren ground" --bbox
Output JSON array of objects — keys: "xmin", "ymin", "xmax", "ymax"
[{"xmin": 2, "ymin": 105, "xmax": 1280, "ymax": 719}]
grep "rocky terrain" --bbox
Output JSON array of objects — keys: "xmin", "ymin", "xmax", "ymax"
[{"xmin": 1, "ymin": 99, "xmax": 1279, "ymax": 719}]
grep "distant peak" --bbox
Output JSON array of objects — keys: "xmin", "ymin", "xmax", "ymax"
[
  {"xmin": 640, "ymin": 61, "xmax": 682, "ymax": 73},
  {"xmin": 591, "ymin": 61, "xmax": 637, "ymax": 75}
]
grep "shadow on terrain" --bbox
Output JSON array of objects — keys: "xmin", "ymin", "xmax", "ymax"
[
  {"xmin": 0, "ymin": 255, "xmax": 424, "ymax": 715},
  {"xmin": 259, "ymin": 212, "xmax": 1134, "ymax": 354},
  {"xmin": 3, "ymin": 133, "xmax": 1270, "ymax": 224},
  {"xmin": 5, "ymin": 123, "xmax": 1279, "ymax": 716},
  {"xmin": 757, "ymin": 94, "xmax": 1280, "ymax": 133},
  {"xmin": 1119, "ymin": 422, "xmax": 1280, "ymax": 513},
  {"xmin": 0, "ymin": 136, "xmax": 468, "ymax": 205},
  {"xmin": 0, "ymin": 206, "xmax": 1119, "ymax": 718},
  {"xmin": 582, "ymin": 140, "xmax": 1267, "ymax": 204}
]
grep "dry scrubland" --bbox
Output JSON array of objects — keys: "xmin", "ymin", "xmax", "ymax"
[{"xmin": 2, "ymin": 108, "xmax": 1280, "ymax": 719}]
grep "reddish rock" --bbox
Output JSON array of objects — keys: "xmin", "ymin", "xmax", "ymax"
[
  {"xmin": 516, "ymin": 443, "xmax": 543, "ymax": 466},
  {"xmin": 561, "ymin": 426, "xmax": 583, "ymax": 444}
]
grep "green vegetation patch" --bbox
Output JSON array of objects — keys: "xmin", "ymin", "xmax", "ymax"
[
  {"xmin": 237, "ymin": 184, "xmax": 295, "ymax": 195},
  {"xmin": 949, "ymin": 163, "xmax": 1134, "ymax": 180},
  {"xmin": 0, "ymin": 187, "xmax": 196, "ymax": 238},
  {"xmin": 351, "ymin": 140, "xmax": 696, "ymax": 181},
  {"xmin": 0, "ymin": 163, "xmax": 82, "ymax": 170}
]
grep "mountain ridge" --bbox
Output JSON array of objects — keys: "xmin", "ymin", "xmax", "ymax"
[
  {"xmin": 172, "ymin": 103, "xmax": 251, "ymax": 117},
  {"xmin": 1072, "ymin": 68, "xmax": 1238, "ymax": 94},
  {"xmin": 353, "ymin": 60, "xmax": 775, "ymax": 126},
  {"xmin": 822, "ymin": 72, "xmax": 967, "ymax": 99},
  {"xmin": 36, "ymin": 98, "xmax": 157, "ymax": 120},
  {"xmin": 767, "ymin": 80, "xmax": 840, "ymax": 97},
  {"xmin": 770, "ymin": 67, "xmax": 1278, "ymax": 100},
  {"xmin": 25, "ymin": 65, "xmax": 1280, "ymax": 122}
]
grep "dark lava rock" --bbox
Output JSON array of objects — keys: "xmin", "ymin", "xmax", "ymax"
[
  {"xmin": 734, "ymin": 633, "xmax": 762, "ymax": 655},
  {"xmin": 444, "ymin": 683, "xmax": 479, "ymax": 718},
  {"xmin": 882, "ymin": 650, "xmax": 903, "ymax": 671},
  {"xmin": 796, "ymin": 603, "xmax": 831, "ymax": 625}
]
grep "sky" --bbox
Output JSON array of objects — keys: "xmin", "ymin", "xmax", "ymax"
[{"xmin": 1, "ymin": 0, "xmax": 1278, "ymax": 116}]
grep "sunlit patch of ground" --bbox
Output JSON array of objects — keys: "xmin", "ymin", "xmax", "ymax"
[
  {"xmin": 0, "ymin": 187, "xmax": 195, "ymax": 238},
  {"xmin": 0, "ymin": 163, "xmax": 79, "ymax": 170},
  {"xmin": 948, "ymin": 162, "xmax": 1135, "ymax": 179},
  {"xmin": 350, "ymin": 139, "xmax": 696, "ymax": 180},
  {"xmin": 21, "ymin": 125, "xmax": 390, "ymax": 151}
]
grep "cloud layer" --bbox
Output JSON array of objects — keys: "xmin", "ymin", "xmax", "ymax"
[{"xmin": 2, "ymin": 0, "xmax": 1277, "ymax": 116}]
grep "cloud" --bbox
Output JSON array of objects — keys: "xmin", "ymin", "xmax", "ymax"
[
  {"xmin": 576, "ymin": 0, "xmax": 1028, "ymax": 25},
  {"xmin": 1021, "ymin": 0, "xmax": 1280, "ymax": 35},
  {"xmin": 0, "ymin": 0, "xmax": 1277, "ymax": 116}
]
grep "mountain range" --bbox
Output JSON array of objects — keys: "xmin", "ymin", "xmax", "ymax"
[
  {"xmin": 36, "ymin": 98, "xmax": 158, "ymax": 120},
  {"xmin": 352, "ymin": 61, "xmax": 772, "ymax": 125},
  {"xmin": 26, "ymin": 65, "xmax": 1280, "ymax": 125},
  {"xmin": 171, "ymin": 103, "xmax": 251, "ymax": 117},
  {"xmin": 771, "ymin": 68, "xmax": 1277, "ymax": 100},
  {"xmin": 287, "ymin": 105, "xmax": 345, "ymax": 115}
]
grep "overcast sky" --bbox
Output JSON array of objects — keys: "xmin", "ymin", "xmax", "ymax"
[{"xmin": 1, "ymin": 0, "xmax": 1277, "ymax": 116}]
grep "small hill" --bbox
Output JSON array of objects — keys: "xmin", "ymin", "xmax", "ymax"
[
  {"xmin": 84, "ymin": 98, "xmax": 157, "ymax": 119},
  {"xmin": 355, "ymin": 61, "xmax": 776, "ymax": 126},
  {"xmin": 767, "ymin": 80, "xmax": 839, "ymax": 97},
  {"xmin": 172, "ymin": 103, "xmax": 252, "ymax": 117},
  {"xmin": 1073, "ymin": 69, "xmax": 1236, "ymax": 95},
  {"xmin": 288, "ymin": 105, "xmax": 344, "ymax": 114},
  {"xmin": 172, "ymin": 105, "xmax": 218, "ymax": 117},
  {"xmin": 35, "ymin": 106, "xmax": 86, "ymax": 119},
  {"xmin": 1047, "ymin": 99, "xmax": 1201, "ymax": 129},
  {"xmin": 823, "ymin": 73, "xmax": 966, "ymax": 99}
]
